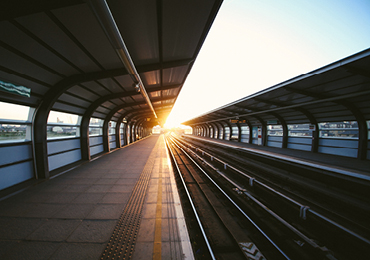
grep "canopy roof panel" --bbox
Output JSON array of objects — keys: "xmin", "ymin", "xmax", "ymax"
[
  {"xmin": 183, "ymin": 48, "xmax": 370, "ymax": 126},
  {"xmin": 0, "ymin": 0, "xmax": 223, "ymax": 126}
]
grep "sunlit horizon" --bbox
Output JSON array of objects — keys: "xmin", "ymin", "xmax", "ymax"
[
  {"xmin": 164, "ymin": 0, "xmax": 370, "ymax": 128},
  {"xmin": 163, "ymin": 121, "xmax": 190, "ymax": 130}
]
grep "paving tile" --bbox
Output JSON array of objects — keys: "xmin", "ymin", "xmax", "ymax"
[
  {"xmin": 141, "ymin": 203, "xmax": 157, "ymax": 219},
  {"xmin": 120, "ymin": 173, "xmax": 140, "ymax": 178},
  {"xmin": 27, "ymin": 219, "xmax": 81, "ymax": 241},
  {"xmin": 79, "ymin": 163, "xmax": 107, "ymax": 170},
  {"xmin": 0, "ymin": 217, "xmax": 45, "ymax": 239},
  {"xmin": 162, "ymin": 203, "xmax": 177, "ymax": 219},
  {"xmin": 51, "ymin": 204, "xmax": 95, "ymax": 219},
  {"xmin": 116, "ymin": 178, "xmax": 138, "ymax": 184},
  {"xmin": 67, "ymin": 220, "xmax": 116, "ymax": 243},
  {"xmin": 104, "ymin": 172, "xmax": 123, "ymax": 178},
  {"xmin": 145, "ymin": 192, "xmax": 158, "ymax": 204},
  {"xmin": 35, "ymin": 183, "xmax": 69, "ymax": 193},
  {"xmin": 106, "ymin": 169, "xmax": 129, "ymax": 174},
  {"xmin": 100, "ymin": 192, "xmax": 131, "ymax": 204},
  {"xmin": 63, "ymin": 172, "xmax": 85, "ymax": 179},
  {"xmin": 0, "ymin": 240, "xmax": 18, "ymax": 257},
  {"xmin": 0, "ymin": 136, "xmax": 180, "ymax": 260},
  {"xmin": 0, "ymin": 202, "xmax": 34, "ymax": 217},
  {"xmin": 48, "ymin": 178, "xmax": 77, "ymax": 185},
  {"xmin": 136, "ymin": 218, "xmax": 155, "ymax": 242},
  {"xmin": 49, "ymin": 243, "xmax": 106, "ymax": 260},
  {"xmin": 161, "ymin": 218, "xmax": 181, "ymax": 242},
  {"xmin": 62, "ymin": 184, "xmax": 90, "ymax": 193},
  {"xmin": 73, "ymin": 178, "xmax": 99, "ymax": 185},
  {"xmin": 149, "ymin": 178, "xmax": 159, "ymax": 186},
  {"xmin": 72, "ymin": 193, "xmax": 105, "ymax": 204},
  {"xmin": 86, "ymin": 204, "xmax": 124, "ymax": 219},
  {"xmin": 0, "ymin": 241, "xmax": 60, "ymax": 260},
  {"xmin": 131, "ymin": 242, "xmax": 153, "ymax": 260},
  {"xmin": 161, "ymin": 241, "xmax": 183, "ymax": 260},
  {"xmin": 23, "ymin": 203, "xmax": 65, "ymax": 218},
  {"xmin": 148, "ymin": 184, "xmax": 159, "ymax": 193},
  {"xmin": 95, "ymin": 178, "xmax": 119, "ymax": 185},
  {"xmin": 108, "ymin": 185, "xmax": 133, "ymax": 193},
  {"xmin": 24, "ymin": 192, "xmax": 50, "ymax": 203},
  {"xmin": 45, "ymin": 193, "xmax": 79, "ymax": 203},
  {"xmin": 126, "ymin": 166, "xmax": 147, "ymax": 172},
  {"xmin": 162, "ymin": 191, "xmax": 172, "ymax": 203},
  {"xmin": 77, "ymin": 172, "xmax": 106, "ymax": 179},
  {"xmin": 85, "ymin": 185, "xmax": 113, "ymax": 193}
]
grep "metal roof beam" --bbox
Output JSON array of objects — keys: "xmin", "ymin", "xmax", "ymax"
[
  {"xmin": 183, "ymin": 89, "xmax": 370, "ymax": 125},
  {"xmin": 88, "ymin": 0, "xmax": 157, "ymax": 118},
  {"xmin": 345, "ymin": 66, "xmax": 370, "ymax": 79}
]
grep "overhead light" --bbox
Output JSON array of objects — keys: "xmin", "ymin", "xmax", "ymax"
[{"xmin": 133, "ymin": 83, "xmax": 140, "ymax": 93}]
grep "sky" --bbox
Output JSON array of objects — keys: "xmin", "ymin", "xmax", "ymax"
[{"xmin": 164, "ymin": 0, "xmax": 370, "ymax": 128}]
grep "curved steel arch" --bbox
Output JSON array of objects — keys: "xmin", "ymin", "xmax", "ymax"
[
  {"xmin": 79, "ymin": 95, "xmax": 175, "ymax": 159},
  {"xmin": 285, "ymin": 88, "xmax": 367, "ymax": 158},
  {"xmin": 124, "ymin": 108, "xmax": 172, "ymax": 142},
  {"xmin": 33, "ymin": 62, "xmax": 184, "ymax": 178},
  {"xmin": 104, "ymin": 99, "xmax": 174, "ymax": 153}
]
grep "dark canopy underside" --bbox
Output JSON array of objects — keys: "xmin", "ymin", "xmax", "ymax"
[{"xmin": 0, "ymin": 0, "xmax": 223, "ymax": 127}]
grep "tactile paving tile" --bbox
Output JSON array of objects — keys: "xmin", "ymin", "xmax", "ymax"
[{"xmin": 100, "ymin": 140, "xmax": 159, "ymax": 260}]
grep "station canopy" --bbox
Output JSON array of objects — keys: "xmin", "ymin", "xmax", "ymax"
[
  {"xmin": 0, "ymin": 0, "xmax": 223, "ymax": 127},
  {"xmin": 183, "ymin": 48, "xmax": 370, "ymax": 127}
]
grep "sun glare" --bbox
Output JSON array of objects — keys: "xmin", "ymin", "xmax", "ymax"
[{"xmin": 164, "ymin": 115, "xmax": 182, "ymax": 129}]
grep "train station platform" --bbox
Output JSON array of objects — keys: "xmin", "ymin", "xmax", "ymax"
[
  {"xmin": 184, "ymin": 135, "xmax": 370, "ymax": 180},
  {"xmin": 0, "ymin": 135, "xmax": 192, "ymax": 259}
]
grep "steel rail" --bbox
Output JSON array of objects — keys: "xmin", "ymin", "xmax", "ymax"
[
  {"xmin": 165, "ymin": 137, "xmax": 216, "ymax": 260},
  {"xmin": 168, "ymin": 135, "xmax": 291, "ymax": 259},
  {"xmin": 188, "ymin": 135, "xmax": 370, "ymax": 182},
  {"xmin": 176, "ymin": 134, "xmax": 370, "ymax": 246}
]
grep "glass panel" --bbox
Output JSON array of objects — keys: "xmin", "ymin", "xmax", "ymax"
[
  {"xmin": 267, "ymin": 125, "xmax": 283, "ymax": 136},
  {"xmin": 231, "ymin": 126, "xmax": 238, "ymax": 139},
  {"xmin": 288, "ymin": 124, "xmax": 312, "ymax": 137},
  {"xmin": 252, "ymin": 127, "xmax": 258, "ymax": 138},
  {"xmin": 48, "ymin": 111, "xmax": 80, "ymax": 125},
  {"xmin": 89, "ymin": 127, "xmax": 102, "ymax": 136},
  {"xmin": 0, "ymin": 101, "xmax": 31, "ymax": 121},
  {"xmin": 0, "ymin": 124, "xmax": 27, "ymax": 141},
  {"xmin": 320, "ymin": 129, "xmax": 358, "ymax": 138},
  {"xmin": 318, "ymin": 121, "xmax": 358, "ymax": 139},
  {"xmin": 47, "ymin": 126, "xmax": 79, "ymax": 138},
  {"xmin": 318, "ymin": 121, "xmax": 358, "ymax": 129},
  {"xmin": 241, "ymin": 126, "xmax": 250, "ymax": 134},
  {"xmin": 109, "ymin": 121, "xmax": 116, "ymax": 134},
  {"xmin": 89, "ymin": 118, "xmax": 104, "ymax": 128}
]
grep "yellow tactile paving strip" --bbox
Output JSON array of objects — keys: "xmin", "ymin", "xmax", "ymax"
[{"xmin": 100, "ymin": 138, "xmax": 159, "ymax": 259}]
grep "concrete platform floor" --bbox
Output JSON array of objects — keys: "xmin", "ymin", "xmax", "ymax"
[{"xmin": 0, "ymin": 135, "xmax": 192, "ymax": 260}]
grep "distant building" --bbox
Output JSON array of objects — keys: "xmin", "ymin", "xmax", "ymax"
[{"xmin": 152, "ymin": 125, "xmax": 161, "ymax": 134}]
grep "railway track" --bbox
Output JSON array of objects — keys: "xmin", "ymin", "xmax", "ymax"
[
  {"xmin": 179, "ymin": 135, "xmax": 370, "ymax": 238},
  {"xmin": 179, "ymin": 134, "xmax": 370, "ymax": 237},
  {"xmin": 168, "ymin": 133, "xmax": 370, "ymax": 259},
  {"xmin": 165, "ymin": 133, "xmax": 347, "ymax": 259}
]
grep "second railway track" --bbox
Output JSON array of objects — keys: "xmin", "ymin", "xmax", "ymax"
[{"xmin": 166, "ymin": 133, "xmax": 370, "ymax": 260}]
